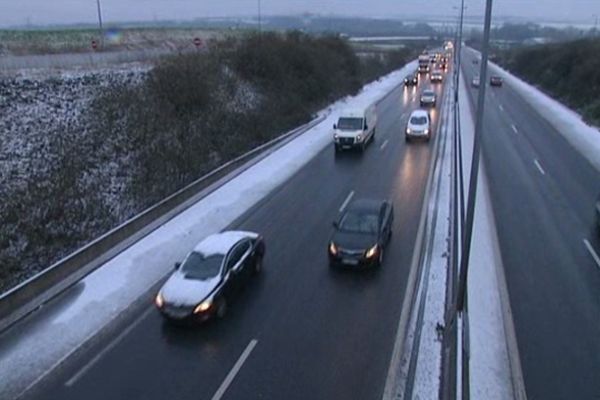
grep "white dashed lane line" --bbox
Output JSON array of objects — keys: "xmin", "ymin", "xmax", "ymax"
[
  {"xmin": 534, "ymin": 159, "xmax": 546, "ymax": 175},
  {"xmin": 583, "ymin": 239, "xmax": 600, "ymax": 270},
  {"xmin": 339, "ymin": 190, "xmax": 355, "ymax": 213}
]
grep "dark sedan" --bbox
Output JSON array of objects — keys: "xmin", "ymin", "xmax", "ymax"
[
  {"xmin": 328, "ymin": 198, "xmax": 394, "ymax": 268},
  {"xmin": 155, "ymin": 231, "xmax": 265, "ymax": 323},
  {"xmin": 490, "ymin": 75, "xmax": 503, "ymax": 86},
  {"xmin": 404, "ymin": 73, "xmax": 418, "ymax": 86}
]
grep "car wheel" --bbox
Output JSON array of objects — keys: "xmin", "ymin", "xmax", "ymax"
[
  {"xmin": 216, "ymin": 298, "xmax": 227, "ymax": 319},
  {"xmin": 253, "ymin": 256, "xmax": 263, "ymax": 274},
  {"xmin": 405, "ymin": 136, "xmax": 410, "ymax": 142}
]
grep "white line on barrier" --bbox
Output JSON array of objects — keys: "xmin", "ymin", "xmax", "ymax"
[{"xmin": 511, "ymin": 124, "xmax": 518, "ymax": 134}]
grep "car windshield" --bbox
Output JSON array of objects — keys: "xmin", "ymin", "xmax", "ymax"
[
  {"xmin": 339, "ymin": 210, "xmax": 379, "ymax": 234},
  {"xmin": 337, "ymin": 117, "xmax": 363, "ymax": 131},
  {"xmin": 180, "ymin": 252, "xmax": 223, "ymax": 280},
  {"xmin": 423, "ymin": 91, "xmax": 435, "ymax": 96},
  {"xmin": 410, "ymin": 116, "xmax": 428, "ymax": 125}
]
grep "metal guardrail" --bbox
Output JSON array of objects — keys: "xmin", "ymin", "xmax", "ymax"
[
  {"xmin": 0, "ymin": 114, "xmax": 326, "ymax": 332},
  {"xmin": 0, "ymin": 68, "xmax": 409, "ymax": 333}
]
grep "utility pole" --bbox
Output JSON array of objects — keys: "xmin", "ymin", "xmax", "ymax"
[
  {"xmin": 96, "ymin": 0, "xmax": 104, "ymax": 49},
  {"xmin": 456, "ymin": 0, "xmax": 495, "ymax": 311},
  {"xmin": 454, "ymin": 0, "xmax": 466, "ymax": 103},
  {"xmin": 258, "ymin": 0, "xmax": 262, "ymax": 36}
]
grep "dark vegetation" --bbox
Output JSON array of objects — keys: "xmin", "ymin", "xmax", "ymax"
[
  {"xmin": 0, "ymin": 32, "xmax": 419, "ymax": 293},
  {"xmin": 494, "ymin": 38, "xmax": 600, "ymax": 125}
]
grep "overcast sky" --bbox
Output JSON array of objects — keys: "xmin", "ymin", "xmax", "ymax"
[{"xmin": 2, "ymin": 0, "xmax": 599, "ymax": 28}]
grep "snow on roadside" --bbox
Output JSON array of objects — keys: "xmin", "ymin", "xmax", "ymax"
[
  {"xmin": 459, "ymin": 69, "xmax": 516, "ymax": 400},
  {"xmin": 467, "ymin": 48, "xmax": 600, "ymax": 173},
  {"xmin": 0, "ymin": 61, "xmax": 417, "ymax": 400},
  {"xmin": 411, "ymin": 83, "xmax": 452, "ymax": 400}
]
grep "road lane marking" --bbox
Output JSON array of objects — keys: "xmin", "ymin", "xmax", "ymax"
[
  {"xmin": 65, "ymin": 306, "xmax": 153, "ymax": 387},
  {"xmin": 583, "ymin": 239, "xmax": 600, "ymax": 269},
  {"xmin": 533, "ymin": 159, "xmax": 546, "ymax": 175},
  {"xmin": 380, "ymin": 139, "xmax": 389, "ymax": 151},
  {"xmin": 339, "ymin": 190, "xmax": 355, "ymax": 212},
  {"xmin": 211, "ymin": 339, "xmax": 258, "ymax": 400},
  {"xmin": 511, "ymin": 124, "xmax": 518, "ymax": 134},
  {"xmin": 499, "ymin": 104, "xmax": 505, "ymax": 112}
]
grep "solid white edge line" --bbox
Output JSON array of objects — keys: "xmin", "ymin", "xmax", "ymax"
[
  {"xmin": 499, "ymin": 104, "xmax": 505, "ymax": 112},
  {"xmin": 533, "ymin": 159, "xmax": 546, "ymax": 175},
  {"xmin": 511, "ymin": 124, "xmax": 518, "ymax": 134},
  {"xmin": 339, "ymin": 190, "xmax": 355, "ymax": 213},
  {"xmin": 380, "ymin": 139, "xmax": 390, "ymax": 151},
  {"xmin": 210, "ymin": 339, "xmax": 258, "ymax": 400},
  {"xmin": 65, "ymin": 306, "xmax": 154, "ymax": 387},
  {"xmin": 15, "ymin": 269, "xmax": 171, "ymax": 400},
  {"xmin": 583, "ymin": 239, "xmax": 600, "ymax": 269}
]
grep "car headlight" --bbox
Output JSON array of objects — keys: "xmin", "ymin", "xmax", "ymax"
[
  {"xmin": 155, "ymin": 292, "xmax": 164, "ymax": 308},
  {"xmin": 334, "ymin": 133, "xmax": 339, "ymax": 140},
  {"xmin": 406, "ymin": 128, "xmax": 411, "ymax": 134},
  {"xmin": 194, "ymin": 299, "xmax": 212, "ymax": 314},
  {"xmin": 365, "ymin": 244, "xmax": 379, "ymax": 259},
  {"xmin": 425, "ymin": 129, "xmax": 429, "ymax": 134},
  {"xmin": 356, "ymin": 134, "xmax": 362, "ymax": 141},
  {"xmin": 329, "ymin": 242, "xmax": 338, "ymax": 256}
]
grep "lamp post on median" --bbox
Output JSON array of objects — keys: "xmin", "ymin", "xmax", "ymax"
[
  {"xmin": 258, "ymin": 0, "xmax": 262, "ymax": 36},
  {"xmin": 456, "ymin": 0, "xmax": 495, "ymax": 312},
  {"xmin": 453, "ymin": 0, "xmax": 466, "ymax": 104},
  {"xmin": 96, "ymin": 0, "xmax": 104, "ymax": 49}
]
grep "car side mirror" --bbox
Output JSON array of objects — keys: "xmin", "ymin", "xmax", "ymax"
[
  {"xmin": 174, "ymin": 262, "xmax": 181, "ymax": 270},
  {"xmin": 364, "ymin": 124, "xmax": 368, "ymax": 130},
  {"xmin": 333, "ymin": 123, "xmax": 337, "ymax": 130},
  {"xmin": 332, "ymin": 221, "xmax": 339, "ymax": 229}
]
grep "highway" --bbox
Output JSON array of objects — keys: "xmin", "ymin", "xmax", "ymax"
[
  {"xmin": 462, "ymin": 50, "xmax": 600, "ymax": 400},
  {"xmin": 14, "ymin": 72, "xmax": 450, "ymax": 400}
]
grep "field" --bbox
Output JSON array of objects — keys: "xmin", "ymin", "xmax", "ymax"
[{"xmin": 0, "ymin": 27, "xmax": 225, "ymax": 55}]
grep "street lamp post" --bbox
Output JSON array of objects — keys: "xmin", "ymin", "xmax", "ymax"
[
  {"xmin": 258, "ymin": 0, "xmax": 262, "ymax": 35},
  {"xmin": 96, "ymin": 0, "xmax": 104, "ymax": 49},
  {"xmin": 454, "ymin": 0, "xmax": 466, "ymax": 103},
  {"xmin": 456, "ymin": 0, "xmax": 495, "ymax": 312}
]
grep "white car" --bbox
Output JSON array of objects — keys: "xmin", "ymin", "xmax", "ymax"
[
  {"xmin": 155, "ymin": 231, "xmax": 265, "ymax": 323},
  {"xmin": 405, "ymin": 109, "xmax": 431, "ymax": 142},
  {"xmin": 430, "ymin": 70, "xmax": 443, "ymax": 83}
]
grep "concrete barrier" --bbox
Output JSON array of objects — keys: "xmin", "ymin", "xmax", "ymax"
[{"xmin": 0, "ymin": 115, "xmax": 326, "ymax": 332}]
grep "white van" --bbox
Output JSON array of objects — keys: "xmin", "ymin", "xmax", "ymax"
[{"xmin": 333, "ymin": 105, "xmax": 377, "ymax": 152}]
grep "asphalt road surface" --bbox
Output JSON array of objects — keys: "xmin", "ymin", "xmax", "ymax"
[
  {"xmin": 14, "ymin": 71, "xmax": 450, "ymax": 400},
  {"xmin": 463, "ymin": 50, "xmax": 600, "ymax": 400}
]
